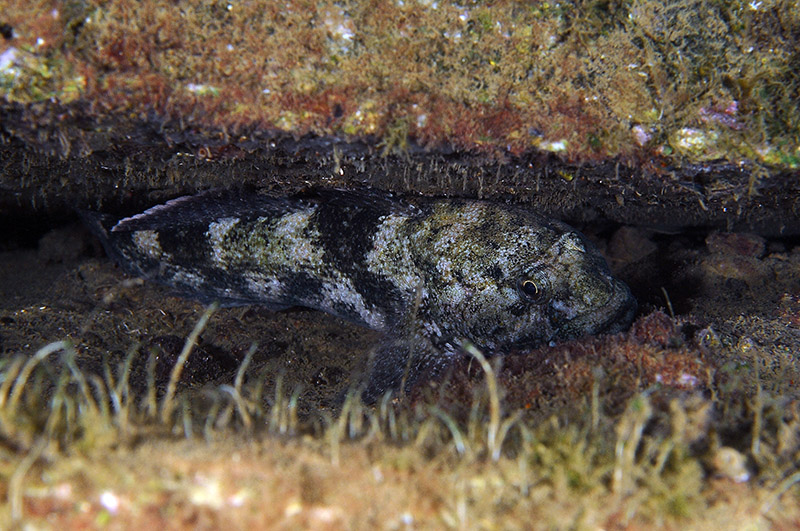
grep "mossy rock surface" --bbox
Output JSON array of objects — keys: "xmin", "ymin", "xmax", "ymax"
[{"xmin": 1, "ymin": 0, "xmax": 799, "ymax": 235}]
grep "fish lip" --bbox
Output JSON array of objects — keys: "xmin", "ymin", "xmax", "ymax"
[{"xmin": 552, "ymin": 278, "xmax": 637, "ymax": 341}]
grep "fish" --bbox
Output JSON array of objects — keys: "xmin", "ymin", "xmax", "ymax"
[{"xmin": 82, "ymin": 189, "xmax": 637, "ymax": 402}]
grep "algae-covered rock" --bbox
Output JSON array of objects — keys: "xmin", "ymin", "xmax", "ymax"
[{"xmin": 0, "ymin": 0, "xmax": 798, "ymax": 234}]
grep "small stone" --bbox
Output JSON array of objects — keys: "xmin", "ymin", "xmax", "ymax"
[
  {"xmin": 630, "ymin": 311, "xmax": 676, "ymax": 346},
  {"xmin": 606, "ymin": 226, "xmax": 657, "ymax": 265},
  {"xmin": 38, "ymin": 225, "xmax": 90, "ymax": 263},
  {"xmin": 701, "ymin": 255, "xmax": 766, "ymax": 283},
  {"xmin": 779, "ymin": 293, "xmax": 800, "ymax": 328},
  {"xmin": 706, "ymin": 232, "xmax": 765, "ymax": 258},
  {"xmin": 711, "ymin": 447, "xmax": 750, "ymax": 483}
]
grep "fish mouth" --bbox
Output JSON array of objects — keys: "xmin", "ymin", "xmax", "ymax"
[{"xmin": 553, "ymin": 277, "xmax": 637, "ymax": 341}]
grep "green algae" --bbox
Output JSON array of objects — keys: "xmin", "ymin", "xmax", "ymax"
[
  {"xmin": 1, "ymin": 0, "xmax": 797, "ymax": 167},
  {"xmin": 0, "ymin": 45, "xmax": 85, "ymax": 103},
  {"xmin": 1, "ymin": 330, "xmax": 799, "ymax": 528}
]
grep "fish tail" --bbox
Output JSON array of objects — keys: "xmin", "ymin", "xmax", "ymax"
[{"xmin": 78, "ymin": 210, "xmax": 127, "ymax": 265}]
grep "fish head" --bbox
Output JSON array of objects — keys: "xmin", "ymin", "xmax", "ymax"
[
  {"xmin": 420, "ymin": 203, "xmax": 636, "ymax": 350},
  {"xmin": 514, "ymin": 230, "xmax": 637, "ymax": 345}
]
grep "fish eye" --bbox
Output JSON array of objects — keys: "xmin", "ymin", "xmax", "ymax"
[{"xmin": 518, "ymin": 277, "xmax": 548, "ymax": 302}]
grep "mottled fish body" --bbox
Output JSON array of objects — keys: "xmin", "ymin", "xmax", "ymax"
[{"xmin": 83, "ymin": 189, "xmax": 636, "ymax": 400}]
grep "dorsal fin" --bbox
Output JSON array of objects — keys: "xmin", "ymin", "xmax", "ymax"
[
  {"xmin": 113, "ymin": 188, "xmax": 419, "ymax": 232},
  {"xmin": 112, "ymin": 189, "xmax": 296, "ymax": 232}
]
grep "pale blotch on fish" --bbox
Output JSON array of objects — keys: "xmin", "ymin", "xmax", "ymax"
[
  {"xmin": 82, "ymin": 189, "xmax": 637, "ymax": 401},
  {"xmin": 132, "ymin": 230, "xmax": 165, "ymax": 260},
  {"xmin": 206, "ymin": 217, "xmax": 240, "ymax": 265}
]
